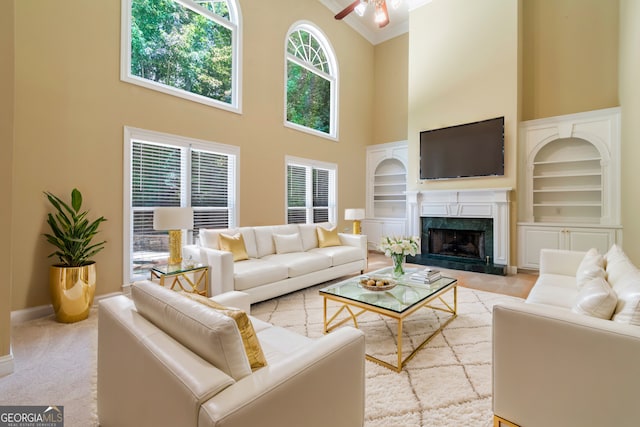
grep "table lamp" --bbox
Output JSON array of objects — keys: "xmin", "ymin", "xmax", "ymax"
[
  {"xmin": 153, "ymin": 207, "xmax": 194, "ymax": 265},
  {"xmin": 345, "ymin": 208, "xmax": 365, "ymax": 234}
]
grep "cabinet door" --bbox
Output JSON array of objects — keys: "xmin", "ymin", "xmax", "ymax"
[
  {"xmin": 566, "ymin": 228, "xmax": 615, "ymax": 253},
  {"xmin": 382, "ymin": 221, "xmax": 405, "ymax": 238},
  {"xmin": 518, "ymin": 226, "xmax": 563, "ymax": 269},
  {"xmin": 361, "ymin": 220, "xmax": 382, "ymax": 250}
]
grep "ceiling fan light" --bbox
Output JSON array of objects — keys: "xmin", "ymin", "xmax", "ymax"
[
  {"xmin": 374, "ymin": 5, "xmax": 386, "ymax": 23},
  {"xmin": 354, "ymin": 1, "xmax": 368, "ymax": 17}
]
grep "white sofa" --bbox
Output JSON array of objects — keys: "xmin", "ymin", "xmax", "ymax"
[
  {"xmin": 183, "ymin": 223, "xmax": 368, "ymax": 303},
  {"xmin": 98, "ymin": 281, "xmax": 366, "ymax": 427},
  {"xmin": 493, "ymin": 245, "xmax": 640, "ymax": 427}
]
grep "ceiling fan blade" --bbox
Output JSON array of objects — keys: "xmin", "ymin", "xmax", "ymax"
[
  {"xmin": 378, "ymin": 1, "xmax": 390, "ymax": 28},
  {"xmin": 335, "ymin": 0, "xmax": 361, "ymax": 20}
]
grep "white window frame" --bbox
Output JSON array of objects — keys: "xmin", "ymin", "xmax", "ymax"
[
  {"xmin": 121, "ymin": 0, "xmax": 243, "ymax": 114},
  {"xmin": 285, "ymin": 155, "xmax": 337, "ymax": 224},
  {"xmin": 123, "ymin": 126, "xmax": 240, "ymax": 284},
  {"xmin": 284, "ymin": 21, "xmax": 339, "ymax": 141}
]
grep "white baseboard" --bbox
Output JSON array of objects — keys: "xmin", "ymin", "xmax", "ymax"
[
  {"xmin": 10, "ymin": 291, "xmax": 125, "ymax": 324},
  {"xmin": 0, "ymin": 351, "xmax": 15, "ymax": 377},
  {"xmin": 11, "ymin": 305, "xmax": 54, "ymax": 324}
]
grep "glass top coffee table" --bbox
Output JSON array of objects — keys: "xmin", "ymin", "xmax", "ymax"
[{"xmin": 319, "ymin": 267, "xmax": 457, "ymax": 372}]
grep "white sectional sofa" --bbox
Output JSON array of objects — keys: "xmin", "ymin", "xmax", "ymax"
[
  {"xmin": 98, "ymin": 281, "xmax": 366, "ymax": 427},
  {"xmin": 183, "ymin": 223, "xmax": 368, "ymax": 303},
  {"xmin": 493, "ymin": 245, "xmax": 640, "ymax": 427}
]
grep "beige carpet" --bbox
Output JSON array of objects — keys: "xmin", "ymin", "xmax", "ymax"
[
  {"xmin": 252, "ymin": 283, "xmax": 523, "ymax": 427},
  {"xmin": 0, "ymin": 280, "xmax": 521, "ymax": 427}
]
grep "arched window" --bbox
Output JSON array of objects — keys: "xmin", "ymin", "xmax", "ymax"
[
  {"xmin": 122, "ymin": 0, "xmax": 242, "ymax": 113},
  {"xmin": 285, "ymin": 22, "xmax": 338, "ymax": 139}
]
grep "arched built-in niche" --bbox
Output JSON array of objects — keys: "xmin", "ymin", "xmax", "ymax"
[
  {"xmin": 517, "ymin": 107, "xmax": 622, "ymax": 269},
  {"xmin": 530, "ymin": 137, "xmax": 604, "ymax": 224},
  {"xmin": 373, "ymin": 157, "xmax": 407, "ymax": 218}
]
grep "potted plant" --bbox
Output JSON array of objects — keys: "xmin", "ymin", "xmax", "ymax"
[
  {"xmin": 379, "ymin": 235, "xmax": 419, "ymax": 277},
  {"xmin": 43, "ymin": 188, "xmax": 107, "ymax": 323}
]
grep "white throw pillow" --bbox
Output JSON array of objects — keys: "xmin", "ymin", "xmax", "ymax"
[
  {"xmin": 571, "ymin": 276, "xmax": 618, "ymax": 320},
  {"xmin": 611, "ymin": 272, "xmax": 640, "ymax": 326},
  {"xmin": 604, "ymin": 244, "xmax": 639, "ymax": 290},
  {"xmin": 273, "ymin": 233, "xmax": 304, "ymax": 254},
  {"xmin": 575, "ymin": 248, "xmax": 605, "ymax": 290}
]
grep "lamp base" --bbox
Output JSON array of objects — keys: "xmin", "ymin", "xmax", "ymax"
[
  {"xmin": 352, "ymin": 220, "xmax": 362, "ymax": 235},
  {"xmin": 168, "ymin": 229, "xmax": 183, "ymax": 265}
]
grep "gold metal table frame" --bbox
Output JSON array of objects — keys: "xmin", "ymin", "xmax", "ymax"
[
  {"xmin": 150, "ymin": 263, "xmax": 209, "ymax": 296},
  {"xmin": 321, "ymin": 275, "xmax": 457, "ymax": 372}
]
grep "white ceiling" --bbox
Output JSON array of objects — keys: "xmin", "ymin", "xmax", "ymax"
[{"xmin": 318, "ymin": 0, "xmax": 431, "ymax": 45}]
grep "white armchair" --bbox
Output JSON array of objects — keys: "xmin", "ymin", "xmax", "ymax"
[{"xmin": 98, "ymin": 281, "xmax": 366, "ymax": 427}]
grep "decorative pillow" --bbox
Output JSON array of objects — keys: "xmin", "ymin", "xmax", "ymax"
[
  {"xmin": 219, "ymin": 233, "xmax": 249, "ymax": 262},
  {"xmin": 180, "ymin": 292, "xmax": 267, "ymax": 371},
  {"xmin": 571, "ymin": 276, "xmax": 618, "ymax": 320},
  {"xmin": 611, "ymin": 272, "xmax": 640, "ymax": 326},
  {"xmin": 316, "ymin": 226, "xmax": 341, "ymax": 248},
  {"xmin": 604, "ymin": 244, "xmax": 639, "ymax": 290},
  {"xmin": 273, "ymin": 233, "xmax": 303, "ymax": 254},
  {"xmin": 576, "ymin": 248, "xmax": 605, "ymax": 290}
]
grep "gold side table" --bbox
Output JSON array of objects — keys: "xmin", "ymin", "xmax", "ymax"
[{"xmin": 150, "ymin": 262, "xmax": 209, "ymax": 296}]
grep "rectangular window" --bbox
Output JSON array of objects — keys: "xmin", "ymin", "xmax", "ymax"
[
  {"xmin": 286, "ymin": 156, "xmax": 336, "ymax": 225},
  {"xmin": 124, "ymin": 127, "xmax": 239, "ymax": 283}
]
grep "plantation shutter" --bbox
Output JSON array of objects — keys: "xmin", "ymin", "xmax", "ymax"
[
  {"xmin": 313, "ymin": 168, "xmax": 329, "ymax": 223},
  {"xmin": 287, "ymin": 164, "xmax": 307, "ymax": 224},
  {"xmin": 191, "ymin": 149, "xmax": 234, "ymax": 235}
]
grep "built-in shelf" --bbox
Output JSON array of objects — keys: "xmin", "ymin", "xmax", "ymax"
[{"xmin": 517, "ymin": 107, "xmax": 622, "ymax": 269}]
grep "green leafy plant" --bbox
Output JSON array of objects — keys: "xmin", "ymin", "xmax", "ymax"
[{"xmin": 43, "ymin": 188, "xmax": 107, "ymax": 267}]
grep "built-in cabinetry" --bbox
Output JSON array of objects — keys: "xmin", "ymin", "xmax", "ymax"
[
  {"xmin": 362, "ymin": 141, "xmax": 408, "ymax": 250},
  {"xmin": 517, "ymin": 107, "xmax": 622, "ymax": 269}
]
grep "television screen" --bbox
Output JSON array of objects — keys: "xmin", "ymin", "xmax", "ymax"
[{"xmin": 419, "ymin": 116, "xmax": 505, "ymax": 180}]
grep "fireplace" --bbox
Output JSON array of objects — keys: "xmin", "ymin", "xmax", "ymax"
[
  {"xmin": 407, "ymin": 216, "xmax": 506, "ymax": 275},
  {"xmin": 428, "ymin": 228, "xmax": 486, "ymax": 260}
]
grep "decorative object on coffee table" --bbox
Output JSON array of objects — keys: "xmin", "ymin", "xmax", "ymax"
[
  {"xmin": 43, "ymin": 188, "xmax": 107, "ymax": 323},
  {"xmin": 379, "ymin": 235, "xmax": 419, "ymax": 277}
]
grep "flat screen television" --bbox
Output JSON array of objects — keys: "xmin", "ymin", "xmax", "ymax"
[{"xmin": 419, "ymin": 116, "xmax": 505, "ymax": 180}]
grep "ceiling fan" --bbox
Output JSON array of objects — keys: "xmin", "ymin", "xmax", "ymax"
[{"xmin": 335, "ymin": 0, "xmax": 401, "ymax": 28}]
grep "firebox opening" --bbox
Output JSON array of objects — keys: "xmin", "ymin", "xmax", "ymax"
[{"xmin": 428, "ymin": 228, "xmax": 486, "ymax": 260}]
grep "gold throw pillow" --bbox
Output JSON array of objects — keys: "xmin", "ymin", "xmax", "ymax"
[
  {"xmin": 180, "ymin": 292, "xmax": 267, "ymax": 371},
  {"xmin": 316, "ymin": 226, "xmax": 341, "ymax": 248},
  {"xmin": 219, "ymin": 232, "xmax": 249, "ymax": 261}
]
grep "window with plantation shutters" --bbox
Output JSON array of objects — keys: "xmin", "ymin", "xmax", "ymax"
[
  {"xmin": 124, "ymin": 127, "xmax": 239, "ymax": 283},
  {"xmin": 286, "ymin": 156, "xmax": 336, "ymax": 225}
]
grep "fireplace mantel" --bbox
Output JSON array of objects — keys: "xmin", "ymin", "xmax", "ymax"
[{"xmin": 406, "ymin": 188, "xmax": 511, "ymax": 266}]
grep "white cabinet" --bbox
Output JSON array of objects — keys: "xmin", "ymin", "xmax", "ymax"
[
  {"xmin": 517, "ymin": 107, "xmax": 622, "ymax": 270},
  {"xmin": 364, "ymin": 141, "xmax": 408, "ymax": 249},
  {"xmin": 517, "ymin": 224, "xmax": 621, "ymax": 269},
  {"xmin": 361, "ymin": 219, "xmax": 406, "ymax": 251}
]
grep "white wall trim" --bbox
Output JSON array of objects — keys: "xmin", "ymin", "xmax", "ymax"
[
  {"xmin": 407, "ymin": 188, "xmax": 512, "ymax": 265},
  {"xmin": 10, "ymin": 292, "xmax": 123, "ymax": 324},
  {"xmin": 0, "ymin": 352, "xmax": 14, "ymax": 378}
]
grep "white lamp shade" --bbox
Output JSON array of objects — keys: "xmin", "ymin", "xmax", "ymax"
[
  {"xmin": 345, "ymin": 208, "xmax": 365, "ymax": 221},
  {"xmin": 153, "ymin": 207, "xmax": 194, "ymax": 231}
]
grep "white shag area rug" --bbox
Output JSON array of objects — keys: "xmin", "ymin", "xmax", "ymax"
[
  {"xmin": 0, "ymin": 284, "xmax": 521, "ymax": 427},
  {"xmin": 251, "ymin": 284, "xmax": 523, "ymax": 427}
]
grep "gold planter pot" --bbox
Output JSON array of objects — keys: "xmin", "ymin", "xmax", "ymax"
[{"xmin": 49, "ymin": 263, "xmax": 97, "ymax": 323}]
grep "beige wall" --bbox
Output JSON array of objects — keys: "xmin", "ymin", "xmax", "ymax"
[
  {"xmin": 11, "ymin": 0, "xmax": 373, "ymax": 310},
  {"xmin": 372, "ymin": 33, "xmax": 408, "ymax": 145},
  {"xmin": 1, "ymin": 0, "xmax": 15, "ymax": 361},
  {"xmin": 619, "ymin": 0, "xmax": 640, "ymax": 264},
  {"xmin": 521, "ymin": 0, "xmax": 619, "ymax": 120}
]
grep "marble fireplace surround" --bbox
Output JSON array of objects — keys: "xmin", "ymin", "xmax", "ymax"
[{"xmin": 406, "ymin": 188, "xmax": 511, "ymax": 267}]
